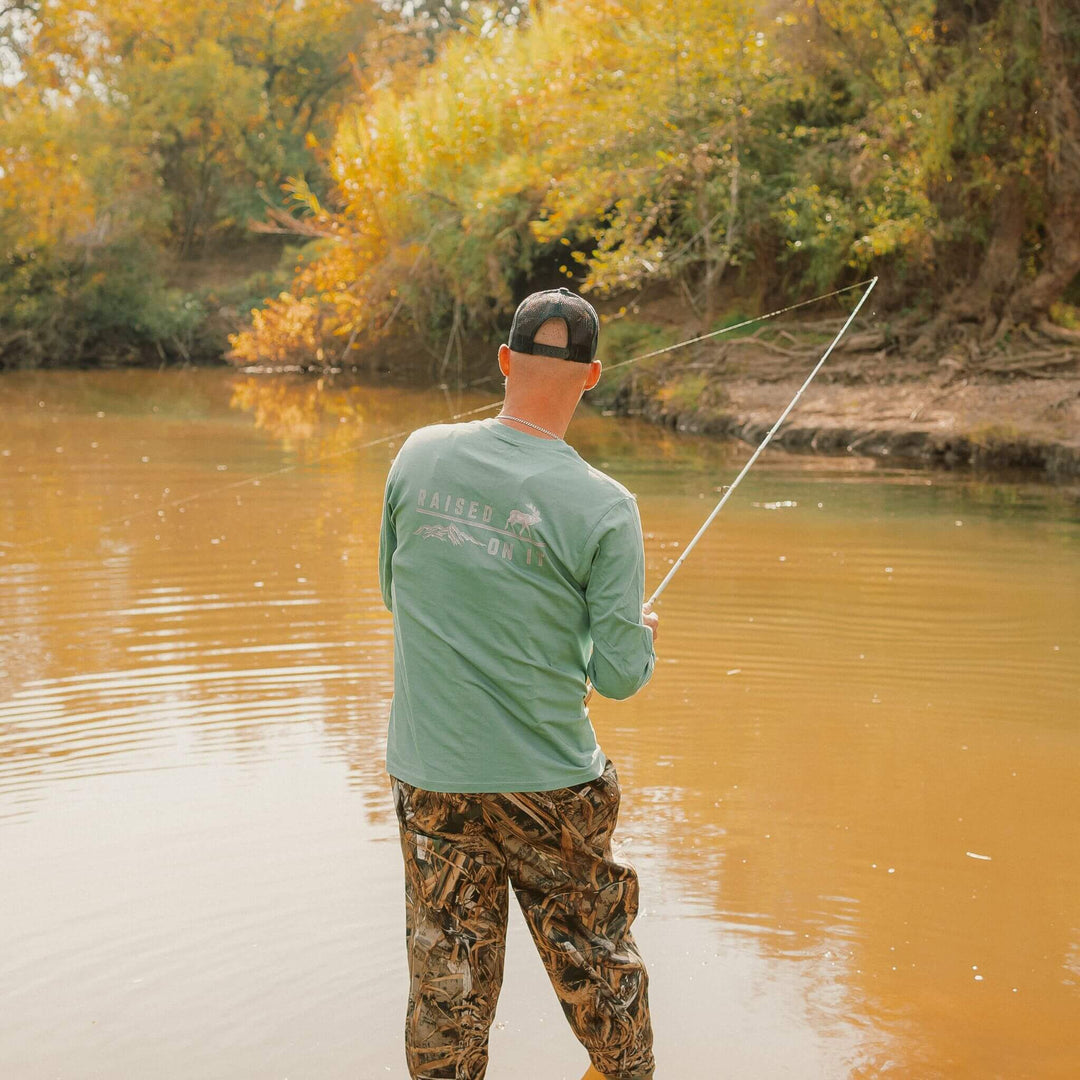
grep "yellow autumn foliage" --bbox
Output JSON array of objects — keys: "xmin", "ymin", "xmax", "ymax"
[{"xmin": 232, "ymin": 0, "xmax": 1079, "ymax": 365}]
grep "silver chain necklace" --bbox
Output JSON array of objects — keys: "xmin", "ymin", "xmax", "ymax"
[{"xmin": 497, "ymin": 413, "xmax": 561, "ymax": 440}]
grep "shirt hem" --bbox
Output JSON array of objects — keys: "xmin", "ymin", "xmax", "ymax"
[{"xmin": 386, "ymin": 759, "xmax": 605, "ymax": 794}]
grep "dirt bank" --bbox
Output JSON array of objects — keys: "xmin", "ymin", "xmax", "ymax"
[{"xmin": 591, "ymin": 313, "xmax": 1080, "ymax": 481}]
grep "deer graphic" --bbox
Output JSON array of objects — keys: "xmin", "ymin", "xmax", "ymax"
[{"xmin": 506, "ymin": 503, "xmax": 541, "ymax": 538}]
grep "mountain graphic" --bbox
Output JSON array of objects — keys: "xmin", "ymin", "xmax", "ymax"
[{"xmin": 414, "ymin": 523, "xmax": 485, "ymax": 547}]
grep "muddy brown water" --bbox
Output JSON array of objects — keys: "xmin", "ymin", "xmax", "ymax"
[{"xmin": 2, "ymin": 369, "xmax": 1078, "ymax": 1079}]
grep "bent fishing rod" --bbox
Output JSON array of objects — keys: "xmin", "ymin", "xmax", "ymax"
[{"xmin": 646, "ymin": 275, "xmax": 878, "ymax": 607}]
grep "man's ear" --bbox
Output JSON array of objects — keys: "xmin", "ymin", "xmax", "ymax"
[
  {"xmin": 498, "ymin": 343, "xmax": 511, "ymax": 378},
  {"xmin": 583, "ymin": 359, "xmax": 602, "ymax": 391}
]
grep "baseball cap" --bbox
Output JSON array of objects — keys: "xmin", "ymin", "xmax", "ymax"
[{"xmin": 507, "ymin": 287, "xmax": 600, "ymax": 364}]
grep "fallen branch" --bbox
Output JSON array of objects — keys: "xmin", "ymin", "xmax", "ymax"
[
  {"xmin": 713, "ymin": 334, "xmax": 807, "ymax": 357},
  {"xmin": 836, "ymin": 330, "xmax": 886, "ymax": 352},
  {"xmin": 1037, "ymin": 317, "xmax": 1080, "ymax": 346},
  {"xmin": 983, "ymin": 350, "xmax": 1076, "ymax": 373}
]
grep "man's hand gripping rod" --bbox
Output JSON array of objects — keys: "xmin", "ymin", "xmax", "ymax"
[{"xmin": 646, "ymin": 276, "xmax": 878, "ymax": 608}]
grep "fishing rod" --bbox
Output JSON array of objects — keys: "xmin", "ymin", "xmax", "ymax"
[{"xmin": 646, "ymin": 275, "xmax": 878, "ymax": 607}]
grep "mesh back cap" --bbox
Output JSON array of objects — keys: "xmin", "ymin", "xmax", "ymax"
[{"xmin": 508, "ymin": 287, "xmax": 599, "ymax": 364}]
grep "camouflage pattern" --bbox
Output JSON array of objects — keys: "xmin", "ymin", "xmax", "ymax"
[{"xmin": 391, "ymin": 759, "xmax": 654, "ymax": 1080}]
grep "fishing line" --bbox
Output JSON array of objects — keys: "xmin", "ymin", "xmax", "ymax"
[
  {"xmin": 16, "ymin": 278, "xmax": 876, "ymax": 551},
  {"xmin": 646, "ymin": 276, "xmax": 878, "ymax": 606},
  {"xmin": 604, "ymin": 277, "xmax": 877, "ymax": 373}
]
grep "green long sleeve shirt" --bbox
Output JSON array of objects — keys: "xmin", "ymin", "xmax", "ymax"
[{"xmin": 378, "ymin": 417, "xmax": 655, "ymax": 792}]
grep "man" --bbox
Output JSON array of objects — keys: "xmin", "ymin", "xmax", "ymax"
[{"xmin": 378, "ymin": 287, "xmax": 658, "ymax": 1080}]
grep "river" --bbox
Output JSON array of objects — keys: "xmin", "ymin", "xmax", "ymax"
[{"xmin": 2, "ymin": 368, "xmax": 1078, "ymax": 1079}]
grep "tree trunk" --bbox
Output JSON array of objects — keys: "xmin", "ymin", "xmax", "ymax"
[
  {"xmin": 948, "ymin": 178, "xmax": 1026, "ymax": 329},
  {"xmin": 1006, "ymin": 0, "xmax": 1080, "ymax": 321}
]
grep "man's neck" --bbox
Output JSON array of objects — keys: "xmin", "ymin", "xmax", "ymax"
[{"xmin": 497, "ymin": 397, "xmax": 572, "ymax": 440}]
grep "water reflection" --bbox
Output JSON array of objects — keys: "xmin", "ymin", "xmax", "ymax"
[
  {"xmin": 1, "ymin": 369, "xmax": 1078, "ymax": 1078},
  {"xmin": 229, "ymin": 373, "xmax": 446, "ymax": 460}
]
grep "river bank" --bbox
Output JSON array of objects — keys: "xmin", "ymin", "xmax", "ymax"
[{"xmin": 589, "ymin": 309, "xmax": 1080, "ymax": 482}]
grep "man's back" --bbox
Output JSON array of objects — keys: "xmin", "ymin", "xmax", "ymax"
[
  {"xmin": 379, "ymin": 416, "xmax": 655, "ymax": 793},
  {"xmin": 381, "ymin": 290, "xmax": 657, "ymax": 1080}
]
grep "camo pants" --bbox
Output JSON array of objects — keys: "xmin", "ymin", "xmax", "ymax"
[{"xmin": 391, "ymin": 759, "xmax": 654, "ymax": 1080}]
